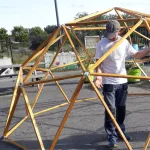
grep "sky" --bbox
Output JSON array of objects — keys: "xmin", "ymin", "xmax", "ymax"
[{"xmin": 0, "ymin": 0, "xmax": 150, "ymax": 34}]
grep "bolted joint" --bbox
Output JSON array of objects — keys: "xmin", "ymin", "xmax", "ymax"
[
  {"xmin": 19, "ymin": 83, "xmax": 24, "ymax": 87},
  {"xmin": 84, "ymin": 72, "xmax": 89, "ymax": 77}
]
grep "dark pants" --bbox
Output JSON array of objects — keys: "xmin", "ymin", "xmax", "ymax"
[{"xmin": 103, "ymin": 83, "xmax": 128, "ymax": 143}]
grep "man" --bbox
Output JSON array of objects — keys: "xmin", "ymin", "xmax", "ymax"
[{"xmin": 95, "ymin": 20, "xmax": 150, "ymax": 149}]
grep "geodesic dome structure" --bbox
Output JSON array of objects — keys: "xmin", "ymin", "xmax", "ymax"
[{"xmin": 3, "ymin": 7, "xmax": 150, "ymax": 150}]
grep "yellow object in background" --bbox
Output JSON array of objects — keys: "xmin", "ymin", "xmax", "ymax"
[
  {"xmin": 85, "ymin": 64, "xmax": 94, "ymax": 83},
  {"xmin": 127, "ymin": 68, "xmax": 141, "ymax": 83}
]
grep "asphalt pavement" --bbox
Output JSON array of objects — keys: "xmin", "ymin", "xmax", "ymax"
[{"xmin": 0, "ymin": 70, "xmax": 150, "ymax": 150}]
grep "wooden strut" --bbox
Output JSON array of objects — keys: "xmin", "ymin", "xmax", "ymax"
[
  {"xmin": 143, "ymin": 133, "xmax": 150, "ymax": 150},
  {"xmin": 24, "ymin": 74, "xmax": 83, "ymax": 86},
  {"xmin": 115, "ymin": 7, "xmax": 150, "ymax": 18},
  {"xmin": 91, "ymin": 72, "xmax": 150, "ymax": 80},
  {"xmin": 3, "ymin": 69, "xmax": 22, "ymax": 137},
  {"xmin": 66, "ymin": 18, "xmax": 140, "ymax": 26}
]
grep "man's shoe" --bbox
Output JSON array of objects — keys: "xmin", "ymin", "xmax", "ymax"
[
  {"xmin": 108, "ymin": 142, "xmax": 118, "ymax": 149},
  {"xmin": 118, "ymin": 132, "xmax": 133, "ymax": 141}
]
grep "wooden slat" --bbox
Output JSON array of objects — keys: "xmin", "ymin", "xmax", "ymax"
[
  {"xmin": 66, "ymin": 18, "xmax": 140, "ymax": 26},
  {"xmin": 91, "ymin": 72, "xmax": 150, "ymax": 80},
  {"xmin": 3, "ymin": 69, "xmax": 22, "ymax": 136},
  {"xmin": 134, "ymin": 30, "xmax": 150, "ymax": 41},
  {"xmin": 24, "ymin": 74, "xmax": 83, "ymax": 86},
  {"xmin": 115, "ymin": 7, "xmax": 150, "ymax": 18},
  {"xmin": 73, "ymin": 24, "xmax": 146, "ymax": 31}
]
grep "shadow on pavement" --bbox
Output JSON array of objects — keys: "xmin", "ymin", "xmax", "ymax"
[{"xmin": 0, "ymin": 130, "xmax": 149, "ymax": 150}]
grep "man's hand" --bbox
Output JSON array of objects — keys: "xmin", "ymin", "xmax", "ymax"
[{"xmin": 94, "ymin": 76, "xmax": 103, "ymax": 88}]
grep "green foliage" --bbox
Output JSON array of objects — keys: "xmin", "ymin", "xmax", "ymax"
[
  {"xmin": 0, "ymin": 28, "xmax": 9, "ymax": 53},
  {"xmin": 0, "ymin": 28, "xmax": 8, "ymax": 42},
  {"xmin": 44, "ymin": 25, "xmax": 57, "ymax": 34},
  {"xmin": 29, "ymin": 26, "xmax": 48, "ymax": 50},
  {"xmin": 62, "ymin": 44, "xmax": 72, "ymax": 52},
  {"xmin": 74, "ymin": 12, "xmax": 89, "ymax": 20},
  {"xmin": 96, "ymin": 14, "xmax": 118, "ymax": 21},
  {"xmin": 11, "ymin": 26, "xmax": 29, "ymax": 43},
  {"xmin": 44, "ymin": 25, "xmax": 61, "ymax": 52}
]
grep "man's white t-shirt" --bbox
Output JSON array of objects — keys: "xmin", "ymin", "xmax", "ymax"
[{"xmin": 95, "ymin": 36, "xmax": 137, "ymax": 84}]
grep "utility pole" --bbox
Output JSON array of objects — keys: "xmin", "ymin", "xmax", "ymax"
[
  {"xmin": 54, "ymin": 0, "xmax": 63, "ymax": 52},
  {"xmin": 54, "ymin": 0, "xmax": 60, "ymax": 27}
]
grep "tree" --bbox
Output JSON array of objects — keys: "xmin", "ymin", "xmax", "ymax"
[
  {"xmin": 44, "ymin": 25, "xmax": 60, "ymax": 52},
  {"xmin": 0, "ymin": 28, "xmax": 8, "ymax": 52},
  {"xmin": 74, "ymin": 12, "xmax": 89, "ymax": 20},
  {"xmin": 11, "ymin": 26, "xmax": 29, "ymax": 43},
  {"xmin": 44, "ymin": 25, "xmax": 57, "ymax": 35},
  {"xmin": 0, "ymin": 28, "xmax": 8, "ymax": 42},
  {"xmin": 29, "ymin": 27, "xmax": 48, "ymax": 50}
]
